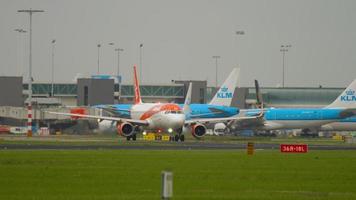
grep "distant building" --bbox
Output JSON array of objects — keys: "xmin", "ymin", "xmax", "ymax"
[
  {"xmin": 77, "ymin": 78, "xmax": 114, "ymax": 106},
  {"xmin": 0, "ymin": 76, "xmax": 23, "ymax": 107}
]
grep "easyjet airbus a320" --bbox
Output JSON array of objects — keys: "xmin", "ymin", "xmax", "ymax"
[{"xmin": 48, "ymin": 65, "xmax": 258, "ymax": 141}]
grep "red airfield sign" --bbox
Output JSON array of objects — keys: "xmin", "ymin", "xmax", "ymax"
[{"xmin": 280, "ymin": 144, "xmax": 308, "ymax": 153}]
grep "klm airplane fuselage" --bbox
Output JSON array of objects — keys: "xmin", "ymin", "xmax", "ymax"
[
  {"xmin": 180, "ymin": 104, "xmax": 239, "ymax": 119},
  {"xmin": 246, "ymin": 108, "xmax": 349, "ymax": 130}
]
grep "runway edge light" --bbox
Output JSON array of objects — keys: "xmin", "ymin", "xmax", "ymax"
[{"xmin": 247, "ymin": 142, "xmax": 254, "ymax": 155}]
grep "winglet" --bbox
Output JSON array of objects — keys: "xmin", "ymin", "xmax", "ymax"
[
  {"xmin": 209, "ymin": 68, "xmax": 240, "ymax": 106},
  {"xmin": 183, "ymin": 82, "xmax": 192, "ymax": 114},
  {"xmin": 326, "ymin": 79, "xmax": 356, "ymax": 109},
  {"xmin": 133, "ymin": 65, "xmax": 142, "ymax": 104}
]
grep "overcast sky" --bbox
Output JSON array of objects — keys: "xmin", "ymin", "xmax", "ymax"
[{"xmin": 1, "ymin": 0, "xmax": 355, "ymax": 87}]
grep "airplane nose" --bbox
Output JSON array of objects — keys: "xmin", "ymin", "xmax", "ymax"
[
  {"xmin": 178, "ymin": 114, "xmax": 185, "ymax": 124},
  {"xmin": 169, "ymin": 114, "xmax": 185, "ymax": 129}
]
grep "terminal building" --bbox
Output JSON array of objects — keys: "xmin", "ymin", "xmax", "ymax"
[
  {"xmin": 0, "ymin": 76, "xmax": 344, "ymax": 108},
  {"xmin": 23, "ymin": 82, "xmax": 343, "ymax": 108}
]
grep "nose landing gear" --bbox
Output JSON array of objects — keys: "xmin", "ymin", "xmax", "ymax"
[
  {"xmin": 172, "ymin": 134, "xmax": 184, "ymax": 142},
  {"xmin": 172, "ymin": 129, "xmax": 185, "ymax": 142}
]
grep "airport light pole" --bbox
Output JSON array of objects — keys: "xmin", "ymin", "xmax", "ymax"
[
  {"xmin": 108, "ymin": 42, "xmax": 115, "ymax": 71},
  {"xmin": 115, "ymin": 48, "xmax": 124, "ymax": 99},
  {"xmin": 139, "ymin": 43, "xmax": 143, "ymax": 83},
  {"xmin": 51, "ymin": 39, "xmax": 56, "ymax": 96},
  {"xmin": 18, "ymin": 9, "xmax": 44, "ymax": 137},
  {"xmin": 14, "ymin": 29, "xmax": 27, "ymax": 75},
  {"xmin": 280, "ymin": 44, "xmax": 291, "ymax": 87},
  {"xmin": 235, "ymin": 30, "xmax": 245, "ymax": 87},
  {"xmin": 235, "ymin": 30, "xmax": 245, "ymax": 63},
  {"xmin": 115, "ymin": 48, "xmax": 124, "ymax": 77},
  {"xmin": 97, "ymin": 44, "xmax": 101, "ymax": 74},
  {"xmin": 212, "ymin": 56, "xmax": 221, "ymax": 88}
]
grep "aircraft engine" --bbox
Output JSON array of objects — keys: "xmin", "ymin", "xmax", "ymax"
[
  {"xmin": 117, "ymin": 122, "xmax": 134, "ymax": 137},
  {"xmin": 191, "ymin": 123, "xmax": 206, "ymax": 138}
]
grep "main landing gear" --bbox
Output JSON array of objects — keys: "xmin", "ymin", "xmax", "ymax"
[{"xmin": 126, "ymin": 134, "xmax": 137, "ymax": 141}]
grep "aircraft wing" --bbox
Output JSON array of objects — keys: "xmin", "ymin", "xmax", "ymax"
[
  {"xmin": 185, "ymin": 112, "xmax": 264, "ymax": 126},
  {"xmin": 103, "ymin": 105, "xmax": 130, "ymax": 112},
  {"xmin": 96, "ymin": 105, "xmax": 131, "ymax": 116},
  {"xmin": 47, "ymin": 111, "xmax": 148, "ymax": 126},
  {"xmin": 189, "ymin": 111, "xmax": 226, "ymax": 118},
  {"xmin": 226, "ymin": 114, "xmax": 265, "ymax": 129}
]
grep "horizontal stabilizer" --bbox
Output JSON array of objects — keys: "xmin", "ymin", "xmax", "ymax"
[{"xmin": 339, "ymin": 108, "xmax": 356, "ymax": 118}]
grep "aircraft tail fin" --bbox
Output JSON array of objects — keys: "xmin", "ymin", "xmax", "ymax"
[
  {"xmin": 255, "ymin": 79, "xmax": 264, "ymax": 108},
  {"xmin": 326, "ymin": 79, "xmax": 356, "ymax": 109},
  {"xmin": 209, "ymin": 68, "xmax": 240, "ymax": 106},
  {"xmin": 133, "ymin": 65, "xmax": 142, "ymax": 104},
  {"xmin": 183, "ymin": 82, "xmax": 192, "ymax": 114}
]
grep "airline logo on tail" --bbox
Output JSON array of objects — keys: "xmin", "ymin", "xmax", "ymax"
[
  {"xmin": 133, "ymin": 65, "xmax": 142, "ymax": 104},
  {"xmin": 217, "ymin": 86, "xmax": 233, "ymax": 99},
  {"xmin": 341, "ymin": 90, "xmax": 356, "ymax": 102},
  {"xmin": 209, "ymin": 68, "xmax": 239, "ymax": 106},
  {"xmin": 326, "ymin": 79, "xmax": 356, "ymax": 109}
]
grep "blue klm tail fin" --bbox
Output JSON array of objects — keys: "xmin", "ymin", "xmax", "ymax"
[
  {"xmin": 326, "ymin": 79, "xmax": 356, "ymax": 109},
  {"xmin": 209, "ymin": 68, "xmax": 240, "ymax": 106}
]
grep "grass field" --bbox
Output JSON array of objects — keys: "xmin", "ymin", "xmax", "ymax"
[{"xmin": 0, "ymin": 150, "xmax": 356, "ymax": 200}]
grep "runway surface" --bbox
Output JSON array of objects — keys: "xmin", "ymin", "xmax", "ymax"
[{"xmin": 1, "ymin": 142, "xmax": 356, "ymax": 150}]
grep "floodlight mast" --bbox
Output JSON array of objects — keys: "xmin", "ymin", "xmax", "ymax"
[
  {"xmin": 280, "ymin": 44, "xmax": 292, "ymax": 87},
  {"xmin": 97, "ymin": 44, "xmax": 101, "ymax": 74},
  {"xmin": 17, "ymin": 9, "xmax": 44, "ymax": 137},
  {"xmin": 51, "ymin": 39, "xmax": 56, "ymax": 96},
  {"xmin": 115, "ymin": 48, "xmax": 124, "ymax": 77},
  {"xmin": 139, "ymin": 43, "xmax": 143, "ymax": 83},
  {"xmin": 14, "ymin": 28, "xmax": 27, "ymax": 75},
  {"xmin": 212, "ymin": 56, "xmax": 221, "ymax": 88},
  {"xmin": 115, "ymin": 48, "xmax": 124, "ymax": 100}
]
